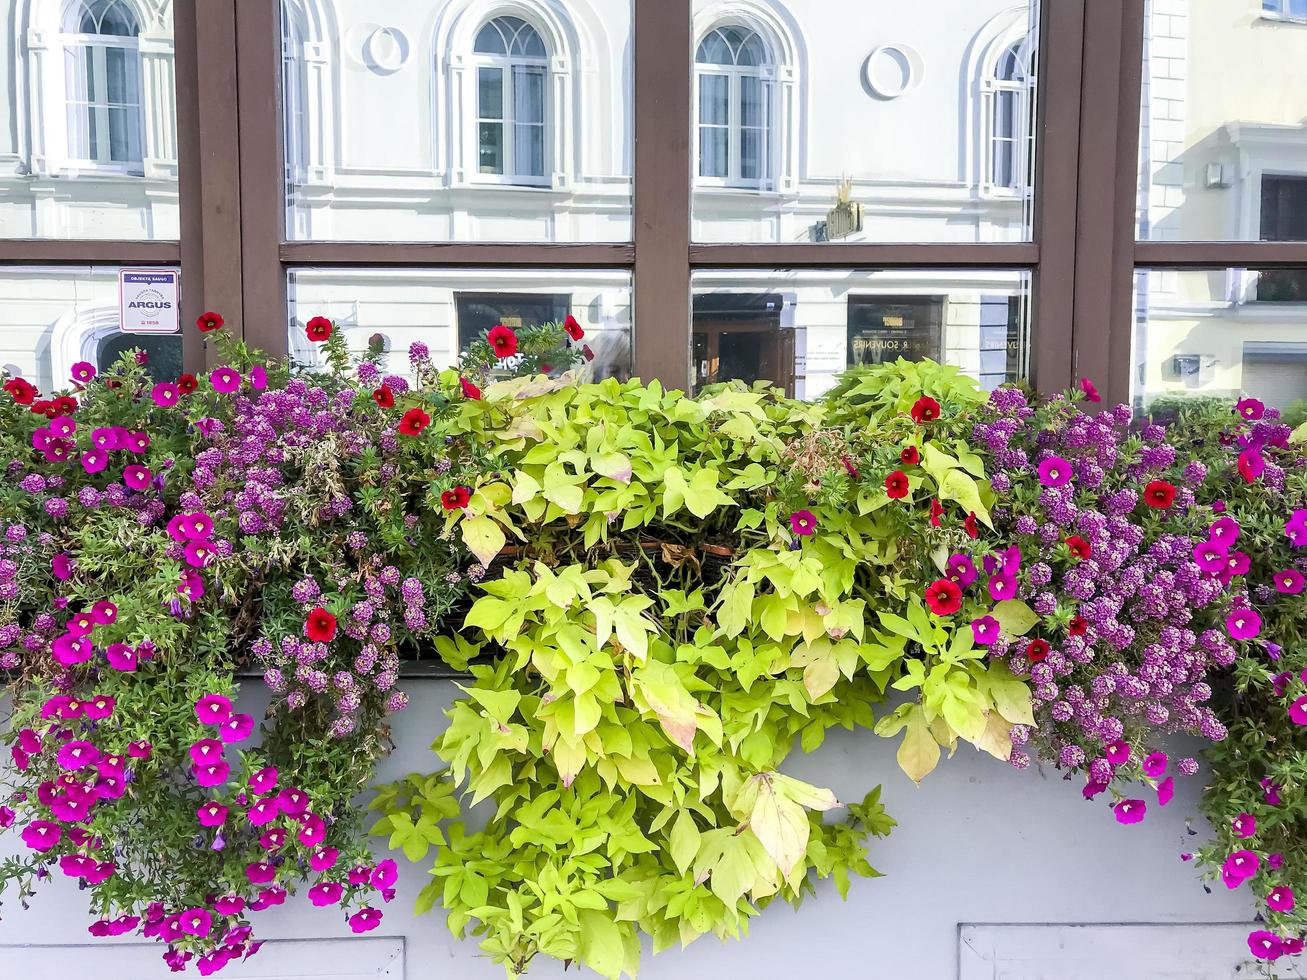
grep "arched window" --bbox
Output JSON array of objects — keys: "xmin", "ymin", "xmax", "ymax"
[
  {"xmin": 695, "ymin": 25, "xmax": 772, "ymax": 187},
  {"xmin": 988, "ymin": 39, "xmax": 1033, "ymax": 193},
  {"xmin": 62, "ymin": 0, "xmax": 144, "ymax": 170},
  {"xmin": 281, "ymin": 2, "xmax": 309, "ymax": 182},
  {"xmin": 471, "ymin": 15, "xmax": 548, "ymax": 184}
]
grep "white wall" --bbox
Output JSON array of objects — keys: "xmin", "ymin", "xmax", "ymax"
[{"xmin": 0, "ymin": 681, "xmax": 1257, "ymax": 979}]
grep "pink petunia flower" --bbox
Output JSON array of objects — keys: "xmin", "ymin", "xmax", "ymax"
[
  {"xmin": 52, "ymin": 553, "xmax": 74, "ymax": 581},
  {"xmin": 249, "ymin": 766, "xmax": 278, "ymax": 795},
  {"xmin": 183, "ymin": 539, "xmax": 215, "ymax": 568},
  {"xmin": 1236, "ymin": 397, "xmax": 1265, "ymax": 421},
  {"xmin": 245, "ymin": 861, "xmax": 276, "ymax": 885},
  {"xmin": 246, "ymin": 798, "xmax": 279, "ymax": 827},
  {"xmin": 83, "ymin": 694, "xmax": 114, "ymax": 720},
  {"xmin": 1105, "ymin": 741, "xmax": 1130, "ymax": 765},
  {"xmin": 21, "ymin": 820, "xmax": 62, "ymax": 851},
  {"xmin": 51, "ymin": 633, "xmax": 92, "ymax": 666},
  {"xmin": 197, "ymin": 802, "xmax": 228, "ymax": 827},
  {"xmin": 1036, "ymin": 456, "xmax": 1073, "ymax": 487},
  {"xmin": 1079, "ymin": 378, "xmax": 1100, "ymax": 402},
  {"xmin": 122, "ymin": 465, "xmax": 152, "ymax": 491},
  {"xmin": 248, "ymin": 886, "xmax": 287, "ymax": 910},
  {"xmin": 250, "ymin": 365, "xmax": 268, "ymax": 390},
  {"xmin": 1232, "ymin": 812, "xmax": 1257, "ymax": 839},
  {"xmin": 278, "ymin": 786, "xmax": 309, "ymax": 816},
  {"xmin": 1142, "ymin": 751, "xmax": 1168, "ymax": 778},
  {"xmin": 789, "ymin": 510, "xmax": 817, "ymax": 536},
  {"xmin": 1275, "ymin": 570, "xmax": 1305, "ymax": 595},
  {"xmin": 370, "ymin": 859, "xmax": 398, "ymax": 890},
  {"xmin": 219, "ymin": 713, "xmax": 255, "ymax": 744},
  {"xmin": 1248, "ymin": 931, "xmax": 1283, "ymax": 961},
  {"xmin": 308, "ymin": 881, "xmax": 343, "ymax": 906},
  {"xmin": 105, "ymin": 643, "xmax": 138, "ymax": 671},
  {"xmin": 48, "ymin": 415, "xmax": 76, "ymax": 439},
  {"xmin": 1157, "ymin": 776, "xmax": 1174, "ymax": 807},
  {"xmin": 297, "ymin": 812, "xmax": 326, "ymax": 848},
  {"xmin": 195, "ymin": 694, "xmax": 234, "ymax": 725},
  {"xmin": 987, "ymin": 573, "xmax": 1018, "ymax": 601},
  {"xmin": 81, "ymin": 449, "xmax": 108, "ymax": 474},
  {"xmin": 1113, "ymin": 799, "xmax": 1146, "ymax": 825},
  {"xmin": 209, "ymin": 367, "xmax": 242, "ymax": 393},
  {"xmin": 193, "ymin": 760, "xmax": 232, "ymax": 788},
  {"xmin": 56, "ymin": 740, "xmax": 100, "ymax": 770},
  {"xmin": 70, "ymin": 361, "xmax": 96, "ymax": 384},
  {"xmin": 309, "ymin": 847, "xmax": 338, "ymax": 871},
  {"xmin": 1224, "ymin": 849, "xmax": 1260, "ymax": 885},
  {"xmin": 1192, "ymin": 541, "xmax": 1228, "ymax": 574},
  {"xmin": 213, "ymin": 895, "xmax": 245, "ymax": 916},
  {"xmin": 180, "ymin": 908, "xmax": 213, "ymax": 938},
  {"xmin": 970, "ymin": 616, "xmax": 1000, "ymax": 646},
  {"xmin": 1227, "ymin": 608, "xmax": 1262, "ymax": 640},
  {"xmin": 1269, "ymin": 887, "xmax": 1296, "ymax": 913},
  {"xmin": 348, "ymin": 908, "xmax": 383, "ymax": 933},
  {"xmin": 1290, "ymin": 696, "xmax": 1307, "ymax": 726},
  {"xmin": 151, "ymin": 383, "xmax": 180, "ymax": 408},
  {"xmin": 128, "ymin": 739, "xmax": 152, "ymax": 759}
]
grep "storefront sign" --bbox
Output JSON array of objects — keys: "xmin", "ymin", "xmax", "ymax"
[{"xmin": 119, "ymin": 269, "xmax": 180, "ymax": 334}]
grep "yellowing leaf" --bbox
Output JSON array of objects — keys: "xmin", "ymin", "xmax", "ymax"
[
  {"xmin": 897, "ymin": 711, "xmax": 941, "ymax": 784},
  {"xmin": 461, "ymin": 515, "xmax": 506, "ymax": 566},
  {"xmin": 991, "ymin": 599, "xmax": 1040, "ymax": 637},
  {"xmin": 744, "ymin": 771, "xmax": 835, "ymax": 877},
  {"xmin": 973, "ymin": 710, "xmax": 1014, "ymax": 761},
  {"xmin": 669, "ymin": 810, "xmax": 701, "ymax": 875},
  {"xmin": 591, "ymin": 452, "xmax": 633, "ymax": 483}
]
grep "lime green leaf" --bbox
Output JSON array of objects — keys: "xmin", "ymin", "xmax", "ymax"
[
  {"xmin": 991, "ymin": 599, "xmax": 1040, "ymax": 637},
  {"xmin": 461, "ymin": 516, "xmax": 506, "ymax": 566}
]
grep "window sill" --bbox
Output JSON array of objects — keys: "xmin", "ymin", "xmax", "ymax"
[{"xmin": 1258, "ymin": 11, "xmax": 1307, "ymax": 27}]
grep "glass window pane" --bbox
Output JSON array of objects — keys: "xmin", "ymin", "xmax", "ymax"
[
  {"xmin": 288, "ymin": 269, "xmax": 633, "ymax": 383},
  {"xmin": 478, "ymin": 67, "xmax": 503, "ymax": 120},
  {"xmin": 0, "ymin": 266, "xmax": 182, "ymax": 393},
  {"xmin": 692, "ymin": 270, "xmax": 1031, "ymax": 399},
  {"xmin": 1140, "ymin": 4, "xmax": 1307, "ymax": 240},
  {"xmin": 282, "ymin": 0, "xmax": 632, "ymax": 242},
  {"xmin": 0, "ymin": 7, "xmax": 175, "ymax": 238},
  {"xmin": 692, "ymin": 0, "xmax": 1038, "ymax": 242},
  {"xmin": 1134, "ymin": 268, "xmax": 1307, "ymax": 415},
  {"xmin": 699, "ymin": 73, "xmax": 728, "ymax": 126}
]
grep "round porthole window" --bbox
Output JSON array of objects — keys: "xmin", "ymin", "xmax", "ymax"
[{"xmin": 864, "ymin": 44, "xmax": 923, "ymax": 100}]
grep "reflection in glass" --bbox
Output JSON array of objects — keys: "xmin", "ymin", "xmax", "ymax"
[
  {"xmin": 1133, "ymin": 269, "xmax": 1307, "ymax": 417},
  {"xmin": 692, "ymin": 269, "xmax": 1030, "ymax": 399},
  {"xmin": 691, "ymin": 0, "xmax": 1038, "ymax": 243},
  {"xmin": 1139, "ymin": 3, "xmax": 1307, "ymax": 241},
  {"xmin": 0, "ymin": 0, "xmax": 176, "ymax": 239},
  {"xmin": 288, "ymin": 268, "xmax": 632, "ymax": 384},
  {"xmin": 0, "ymin": 267, "xmax": 182, "ymax": 394},
  {"xmin": 281, "ymin": 0, "xmax": 632, "ymax": 242}
]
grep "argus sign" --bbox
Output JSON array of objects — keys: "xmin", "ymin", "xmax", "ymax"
[{"xmin": 118, "ymin": 269, "xmax": 180, "ymax": 334}]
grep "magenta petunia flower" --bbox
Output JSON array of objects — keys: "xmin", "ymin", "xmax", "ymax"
[
  {"xmin": 70, "ymin": 360, "xmax": 96, "ymax": 384},
  {"xmin": 151, "ymin": 382, "xmax": 180, "ymax": 408},
  {"xmin": 1227, "ymin": 607, "xmax": 1262, "ymax": 640},
  {"xmin": 183, "ymin": 539, "xmax": 214, "ymax": 568},
  {"xmin": 51, "ymin": 553, "xmax": 74, "ymax": 581},
  {"xmin": 1157, "ymin": 776, "xmax": 1174, "ymax": 807},
  {"xmin": 348, "ymin": 908, "xmax": 383, "ymax": 933},
  {"xmin": 21, "ymin": 820, "xmax": 62, "ymax": 851},
  {"xmin": 48, "ymin": 415, "xmax": 76, "ymax": 439},
  {"xmin": 987, "ymin": 573, "xmax": 1017, "ymax": 601},
  {"xmin": 213, "ymin": 895, "xmax": 245, "ymax": 916},
  {"xmin": 1262, "ymin": 777, "xmax": 1283, "ymax": 805},
  {"xmin": 789, "ymin": 510, "xmax": 817, "ymax": 536},
  {"xmin": 1105, "ymin": 741, "xmax": 1130, "ymax": 765},
  {"xmin": 1192, "ymin": 541, "xmax": 1228, "ymax": 574},
  {"xmin": 52, "ymin": 633, "xmax": 92, "ymax": 666},
  {"xmin": 297, "ymin": 812, "xmax": 326, "ymax": 848},
  {"xmin": 1236, "ymin": 397, "xmax": 1266, "ymax": 421},
  {"xmin": 1142, "ymin": 751, "xmax": 1168, "ymax": 777},
  {"xmin": 1113, "ymin": 799, "xmax": 1146, "ymax": 824},
  {"xmin": 122, "ymin": 465, "xmax": 152, "ymax": 491},
  {"xmin": 1275, "ymin": 570, "xmax": 1305, "ymax": 595},
  {"xmin": 18, "ymin": 729, "xmax": 40, "ymax": 755},
  {"xmin": 308, "ymin": 881, "xmax": 344, "ymax": 906},
  {"xmin": 128, "ymin": 739, "xmax": 152, "ymax": 758},
  {"xmin": 80, "ymin": 449, "xmax": 108, "ymax": 474},
  {"xmin": 370, "ymin": 858, "xmax": 398, "ymax": 890},
  {"xmin": 179, "ymin": 512, "xmax": 213, "ymax": 540},
  {"xmin": 56, "ymin": 740, "xmax": 100, "ymax": 770},
  {"xmin": 946, "ymin": 554, "xmax": 977, "ymax": 587},
  {"xmin": 278, "ymin": 786, "xmax": 309, "ymax": 816},
  {"xmin": 249, "ymin": 886, "xmax": 287, "ymax": 910},
  {"xmin": 245, "ymin": 861, "xmax": 276, "ymax": 885},
  {"xmin": 247, "ymin": 798, "xmax": 279, "ymax": 826},
  {"xmin": 1036, "ymin": 456, "xmax": 1073, "ymax": 487},
  {"xmin": 249, "ymin": 766, "xmax": 278, "ymax": 795},
  {"xmin": 1290, "ymin": 696, "xmax": 1307, "ymax": 725},
  {"xmin": 1224, "ymin": 849, "xmax": 1260, "ymax": 884},
  {"xmin": 195, "ymin": 694, "xmax": 233, "ymax": 725},
  {"xmin": 105, "ymin": 643, "xmax": 138, "ymax": 671},
  {"xmin": 1232, "ymin": 812, "xmax": 1257, "ymax": 839},
  {"xmin": 92, "ymin": 600, "xmax": 117, "ymax": 625},
  {"xmin": 193, "ymin": 760, "xmax": 231, "ymax": 788},
  {"xmin": 250, "ymin": 365, "xmax": 268, "ymax": 390},
  {"xmin": 219, "ymin": 713, "xmax": 255, "ymax": 744},
  {"xmin": 348, "ymin": 865, "xmax": 372, "ymax": 886},
  {"xmin": 197, "ymin": 801, "xmax": 228, "ymax": 827},
  {"xmin": 1209, "ymin": 516, "xmax": 1241, "ymax": 547},
  {"xmin": 123, "ymin": 429, "xmax": 149, "ymax": 453},
  {"xmin": 1248, "ymin": 930, "xmax": 1283, "ymax": 961},
  {"xmin": 180, "ymin": 908, "xmax": 213, "ymax": 938},
  {"xmin": 1083, "ymin": 781, "xmax": 1107, "ymax": 800},
  {"xmin": 259, "ymin": 827, "xmax": 288, "ymax": 850},
  {"xmin": 1269, "ymin": 886, "xmax": 1296, "ymax": 913},
  {"xmin": 970, "ymin": 615, "xmax": 1000, "ymax": 646},
  {"xmin": 83, "ymin": 694, "xmax": 115, "ymax": 720},
  {"xmin": 209, "ymin": 367, "xmax": 242, "ymax": 393},
  {"xmin": 309, "ymin": 847, "xmax": 338, "ymax": 871},
  {"xmin": 66, "ymin": 611, "xmax": 96, "ymax": 637},
  {"xmin": 90, "ymin": 426, "xmax": 118, "ymax": 450}
]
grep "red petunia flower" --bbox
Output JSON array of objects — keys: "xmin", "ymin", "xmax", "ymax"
[
  {"xmin": 304, "ymin": 608, "xmax": 337, "ymax": 643},
  {"xmin": 487, "ymin": 324, "xmax": 518, "ymax": 359},
  {"xmin": 372, "ymin": 385, "xmax": 395, "ymax": 409},
  {"xmin": 305, "ymin": 316, "xmax": 333, "ymax": 342},
  {"xmin": 963, "ymin": 512, "xmax": 979, "ymax": 539},
  {"xmin": 1079, "ymin": 378, "xmax": 1101, "ymax": 403},
  {"xmin": 196, "ymin": 312, "xmax": 224, "ymax": 333},
  {"xmin": 885, "ymin": 470, "xmax": 910, "ymax": 499},
  {"xmin": 1068, "ymin": 615, "xmax": 1088, "ymax": 636},
  {"xmin": 459, "ymin": 376, "xmax": 482, "ymax": 400},
  {"xmin": 1065, "ymin": 536, "xmax": 1092, "ymax": 559},
  {"xmin": 900, "ymin": 445, "xmax": 920, "ymax": 466},
  {"xmin": 929, "ymin": 498, "xmax": 945, "ymax": 527},
  {"xmin": 924, "ymin": 579, "xmax": 962, "ymax": 616},
  {"xmin": 398, "ymin": 408, "xmax": 430, "ymax": 436},
  {"xmin": 52, "ymin": 395, "xmax": 77, "ymax": 414},
  {"xmin": 177, "ymin": 373, "xmax": 198, "ymax": 394},
  {"xmin": 1026, "ymin": 639, "xmax": 1050, "ymax": 662},
  {"xmin": 3, "ymin": 377, "xmax": 37, "ymax": 405},
  {"xmin": 563, "ymin": 314, "xmax": 585, "ymax": 341},
  {"xmin": 440, "ymin": 486, "xmax": 471, "ymax": 511},
  {"xmin": 841, "ymin": 456, "xmax": 860, "ymax": 480},
  {"xmin": 582, "ymin": 344, "xmax": 595, "ymax": 362},
  {"xmin": 910, "ymin": 396, "xmax": 941, "ymax": 424},
  {"xmin": 1143, "ymin": 480, "xmax": 1176, "ymax": 509}
]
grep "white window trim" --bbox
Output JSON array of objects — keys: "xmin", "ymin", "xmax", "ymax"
[
  {"xmin": 694, "ymin": 59, "xmax": 774, "ymax": 191},
  {"xmin": 1261, "ymin": 0, "xmax": 1307, "ymax": 25},
  {"xmin": 980, "ymin": 39, "xmax": 1034, "ymax": 198},
  {"xmin": 468, "ymin": 42, "xmax": 551, "ymax": 187},
  {"xmin": 60, "ymin": 29, "xmax": 144, "ymax": 176}
]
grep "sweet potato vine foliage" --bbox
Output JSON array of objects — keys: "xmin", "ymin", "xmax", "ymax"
[{"xmin": 0, "ymin": 313, "xmax": 1304, "ymax": 977}]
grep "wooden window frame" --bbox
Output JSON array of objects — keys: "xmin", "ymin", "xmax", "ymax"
[{"xmin": 1, "ymin": 0, "xmax": 1300, "ymax": 405}]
